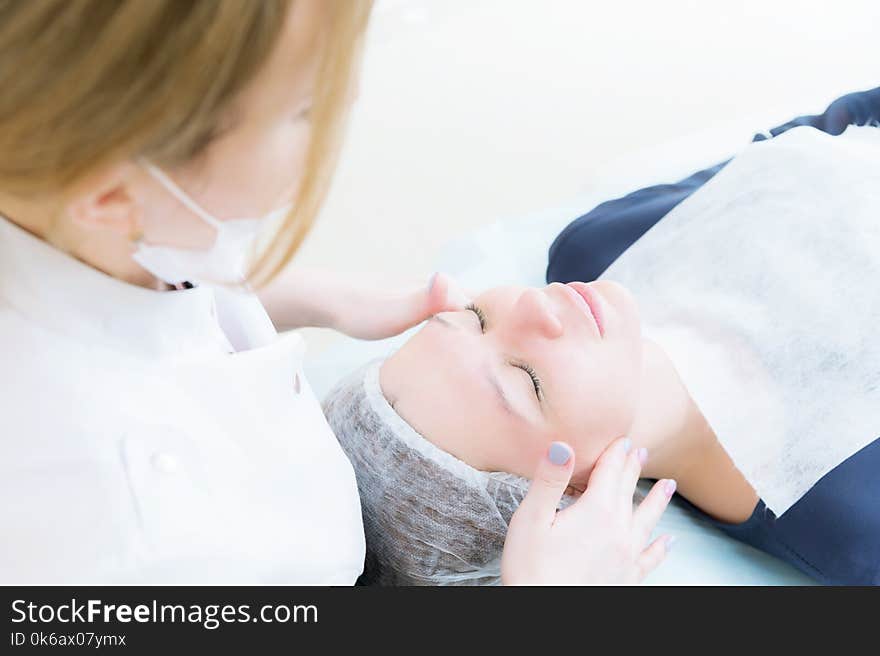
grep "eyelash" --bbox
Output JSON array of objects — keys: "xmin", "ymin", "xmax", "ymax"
[
  {"xmin": 515, "ymin": 362, "xmax": 543, "ymax": 400},
  {"xmin": 466, "ymin": 303, "xmax": 487, "ymax": 331},
  {"xmin": 467, "ymin": 303, "xmax": 543, "ymax": 400}
]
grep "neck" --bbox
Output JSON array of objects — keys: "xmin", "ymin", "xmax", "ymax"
[
  {"xmin": 625, "ymin": 339, "xmax": 758, "ymax": 524},
  {"xmin": 0, "ymin": 192, "xmax": 160, "ymax": 289}
]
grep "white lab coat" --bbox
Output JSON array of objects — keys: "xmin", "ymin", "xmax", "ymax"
[{"xmin": 0, "ymin": 216, "xmax": 365, "ymax": 584}]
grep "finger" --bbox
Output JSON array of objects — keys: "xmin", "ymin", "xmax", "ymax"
[
  {"xmin": 426, "ymin": 272, "xmax": 471, "ymax": 314},
  {"xmin": 636, "ymin": 534, "xmax": 674, "ymax": 582},
  {"xmin": 444, "ymin": 280, "xmax": 472, "ymax": 310},
  {"xmin": 398, "ymin": 273, "xmax": 454, "ymax": 331},
  {"xmin": 514, "ymin": 442, "xmax": 576, "ymax": 528},
  {"xmin": 619, "ymin": 446, "xmax": 647, "ymax": 509},
  {"xmin": 632, "ymin": 478, "xmax": 677, "ymax": 548},
  {"xmin": 582, "ymin": 436, "xmax": 632, "ymax": 502}
]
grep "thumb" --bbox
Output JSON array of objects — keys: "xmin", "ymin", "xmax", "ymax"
[
  {"xmin": 515, "ymin": 442, "xmax": 576, "ymax": 528},
  {"xmin": 425, "ymin": 272, "xmax": 471, "ymax": 315}
]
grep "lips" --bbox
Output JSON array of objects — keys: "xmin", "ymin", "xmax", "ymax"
[{"xmin": 564, "ymin": 282, "xmax": 605, "ymax": 337}]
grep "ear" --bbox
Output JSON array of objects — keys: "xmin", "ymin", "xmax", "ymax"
[{"xmin": 65, "ymin": 162, "xmax": 142, "ymax": 237}]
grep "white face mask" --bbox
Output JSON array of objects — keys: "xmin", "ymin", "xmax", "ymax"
[{"xmin": 133, "ymin": 161, "xmax": 293, "ymax": 288}]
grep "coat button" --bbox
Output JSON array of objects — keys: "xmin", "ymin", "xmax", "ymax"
[{"xmin": 151, "ymin": 452, "xmax": 180, "ymax": 474}]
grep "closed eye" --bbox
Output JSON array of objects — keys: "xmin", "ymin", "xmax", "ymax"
[
  {"xmin": 513, "ymin": 361, "xmax": 543, "ymax": 401},
  {"xmin": 466, "ymin": 303, "xmax": 487, "ymax": 331},
  {"xmin": 466, "ymin": 302, "xmax": 543, "ymax": 404}
]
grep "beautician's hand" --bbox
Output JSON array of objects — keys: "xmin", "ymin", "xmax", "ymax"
[
  {"xmin": 501, "ymin": 438, "xmax": 676, "ymax": 585},
  {"xmin": 259, "ymin": 269, "xmax": 471, "ymax": 338},
  {"xmin": 329, "ymin": 271, "xmax": 472, "ymax": 340}
]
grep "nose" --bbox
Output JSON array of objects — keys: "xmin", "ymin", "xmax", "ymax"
[{"xmin": 508, "ymin": 288, "xmax": 564, "ymax": 340}]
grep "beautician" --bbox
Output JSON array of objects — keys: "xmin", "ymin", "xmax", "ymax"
[{"xmin": 0, "ymin": 0, "xmax": 672, "ymax": 584}]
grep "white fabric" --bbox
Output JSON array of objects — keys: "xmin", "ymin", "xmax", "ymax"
[
  {"xmin": 131, "ymin": 216, "xmax": 262, "ymax": 287},
  {"xmin": 0, "ymin": 216, "xmax": 365, "ymax": 584},
  {"xmin": 601, "ymin": 125, "xmax": 880, "ymax": 515},
  {"xmin": 134, "ymin": 161, "xmax": 292, "ymax": 289},
  {"xmin": 209, "ymin": 285, "xmax": 279, "ymax": 352}
]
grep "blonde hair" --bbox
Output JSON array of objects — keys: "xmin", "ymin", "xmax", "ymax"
[{"xmin": 0, "ymin": 0, "xmax": 372, "ymax": 286}]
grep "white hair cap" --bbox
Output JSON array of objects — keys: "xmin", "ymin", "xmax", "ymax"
[{"xmin": 323, "ymin": 360, "xmax": 567, "ymax": 585}]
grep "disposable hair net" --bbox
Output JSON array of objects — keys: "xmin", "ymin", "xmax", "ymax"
[{"xmin": 323, "ymin": 359, "xmax": 572, "ymax": 586}]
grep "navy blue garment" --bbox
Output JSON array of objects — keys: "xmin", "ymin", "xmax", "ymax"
[
  {"xmin": 675, "ymin": 440, "xmax": 880, "ymax": 585},
  {"xmin": 546, "ymin": 86, "xmax": 880, "ymax": 285},
  {"xmin": 546, "ymin": 87, "xmax": 880, "ymax": 585}
]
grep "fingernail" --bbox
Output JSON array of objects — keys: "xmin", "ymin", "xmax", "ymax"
[
  {"xmin": 548, "ymin": 442, "xmax": 572, "ymax": 466},
  {"xmin": 664, "ymin": 479, "xmax": 677, "ymax": 498},
  {"xmin": 622, "ymin": 438, "xmax": 632, "ymax": 454},
  {"xmin": 427, "ymin": 272, "xmax": 438, "ymax": 293},
  {"xmin": 638, "ymin": 447, "xmax": 648, "ymax": 465},
  {"xmin": 664, "ymin": 535, "xmax": 676, "ymax": 552}
]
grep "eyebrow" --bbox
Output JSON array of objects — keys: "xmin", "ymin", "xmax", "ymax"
[
  {"xmin": 430, "ymin": 314, "xmax": 456, "ymax": 328},
  {"xmin": 430, "ymin": 313, "xmax": 529, "ymax": 421}
]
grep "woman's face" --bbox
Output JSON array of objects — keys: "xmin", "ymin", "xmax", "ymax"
[
  {"xmin": 380, "ymin": 280, "xmax": 645, "ymax": 482},
  {"xmin": 133, "ymin": 0, "xmax": 334, "ymax": 251}
]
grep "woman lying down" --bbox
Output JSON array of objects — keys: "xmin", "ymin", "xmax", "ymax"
[{"xmin": 323, "ymin": 124, "xmax": 880, "ymax": 585}]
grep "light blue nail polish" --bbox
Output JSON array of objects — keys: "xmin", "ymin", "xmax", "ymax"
[
  {"xmin": 548, "ymin": 442, "xmax": 571, "ymax": 466},
  {"xmin": 665, "ymin": 535, "xmax": 676, "ymax": 551},
  {"xmin": 427, "ymin": 272, "xmax": 438, "ymax": 293},
  {"xmin": 622, "ymin": 438, "xmax": 632, "ymax": 453}
]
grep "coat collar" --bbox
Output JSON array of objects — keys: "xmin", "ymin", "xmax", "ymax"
[{"xmin": 0, "ymin": 214, "xmax": 233, "ymax": 359}]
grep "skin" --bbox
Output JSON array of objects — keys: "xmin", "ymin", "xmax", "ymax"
[{"xmin": 381, "ymin": 280, "xmax": 760, "ymax": 524}]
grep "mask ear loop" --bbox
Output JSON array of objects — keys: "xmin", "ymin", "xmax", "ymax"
[
  {"xmin": 138, "ymin": 159, "xmax": 225, "ymax": 230},
  {"xmin": 138, "ymin": 159, "xmax": 266, "ymax": 293},
  {"xmin": 126, "ymin": 209, "xmax": 183, "ymax": 291}
]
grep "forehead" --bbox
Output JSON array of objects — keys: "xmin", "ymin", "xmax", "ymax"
[
  {"xmin": 237, "ymin": 0, "xmax": 325, "ymax": 120},
  {"xmin": 389, "ymin": 316, "xmax": 515, "ymax": 434},
  {"xmin": 384, "ymin": 309, "xmax": 556, "ymax": 475},
  {"xmin": 405, "ymin": 317, "xmax": 490, "ymax": 399}
]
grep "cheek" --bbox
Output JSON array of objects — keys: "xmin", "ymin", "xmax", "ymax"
[
  {"xmin": 569, "ymin": 370, "xmax": 637, "ymax": 432},
  {"xmin": 141, "ymin": 190, "xmax": 218, "ymax": 249},
  {"xmin": 266, "ymin": 119, "xmax": 311, "ymax": 176},
  {"xmin": 198, "ymin": 120, "xmax": 311, "ymax": 216},
  {"xmin": 550, "ymin": 347, "xmax": 642, "ymax": 457}
]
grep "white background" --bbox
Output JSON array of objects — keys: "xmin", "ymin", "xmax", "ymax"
[{"xmin": 295, "ymin": 0, "xmax": 880, "ymax": 349}]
